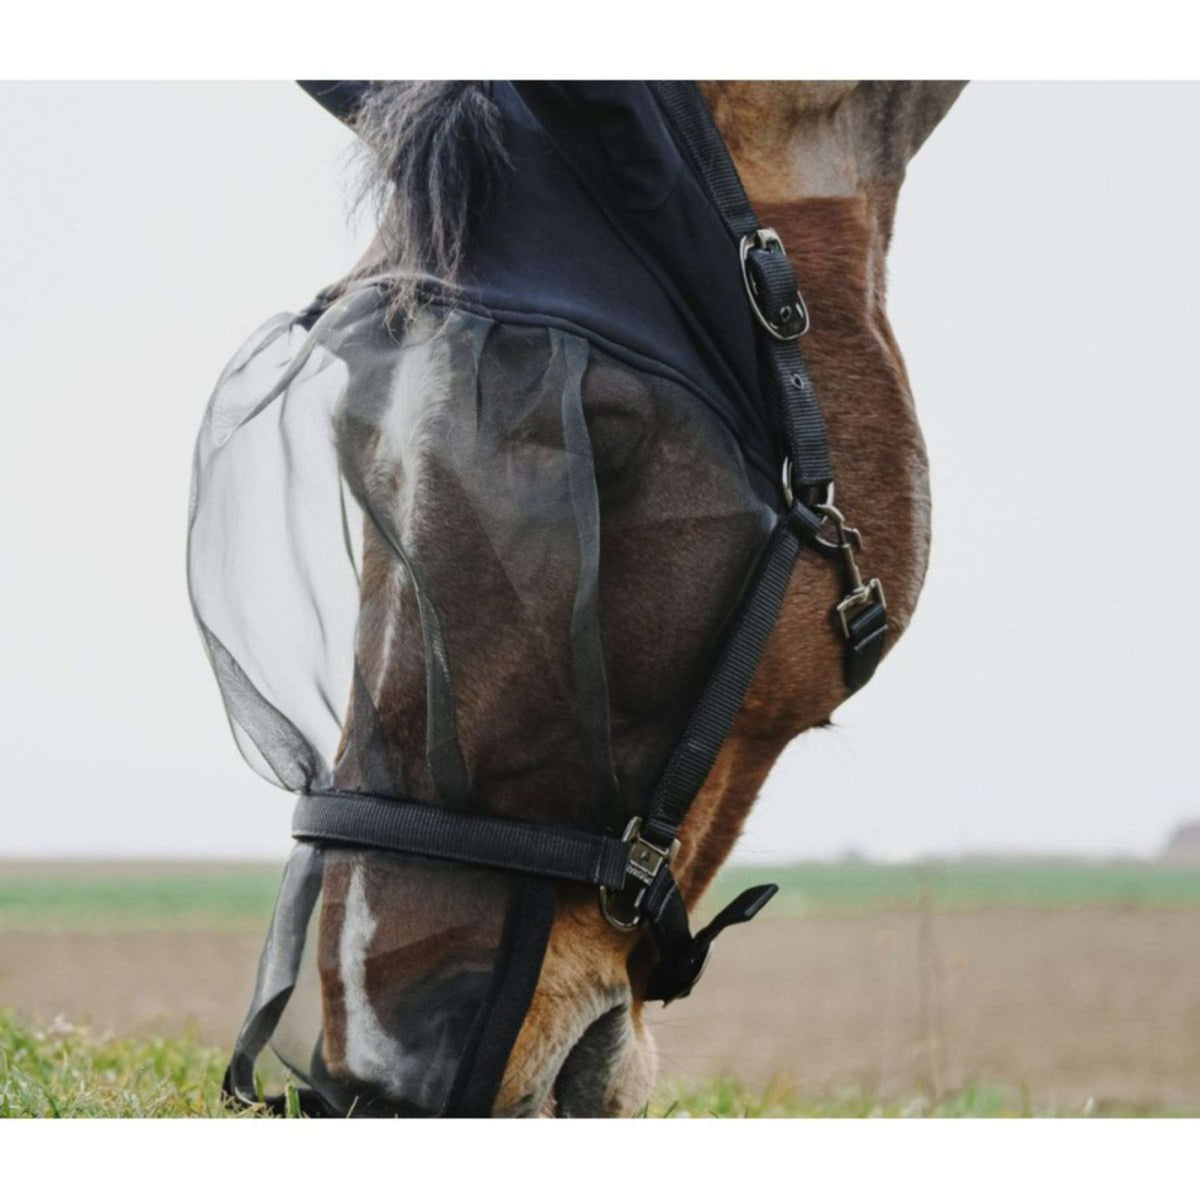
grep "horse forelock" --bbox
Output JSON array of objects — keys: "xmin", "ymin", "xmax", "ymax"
[{"xmin": 350, "ymin": 82, "xmax": 510, "ymax": 317}]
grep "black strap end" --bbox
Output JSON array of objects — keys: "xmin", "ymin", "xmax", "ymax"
[
  {"xmin": 724, "ymin": 881, "xmax": 778, "ymax": 925},
  {"xmin": 644, "ymin": 880, "xmax": 779, "ymax": 1005},
  {"xmin": 844, "ymin": 600, "xmax": 887, "ymax": 694}
]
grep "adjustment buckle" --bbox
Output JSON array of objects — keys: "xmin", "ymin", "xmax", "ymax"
[
  {"xmin": 600, "ymin": 817, "xmax": 680, "ymax": 933},
  {"xmin": 739, "ymin": 228, "xmax": 810, "ymax": 341},
  {"xmin": 835, "ymin": 577, "xmax": 887, "ymax": 641},
  {"xmin": 815, "ymin": 486, "xmax": 887, "ymax": 640}
]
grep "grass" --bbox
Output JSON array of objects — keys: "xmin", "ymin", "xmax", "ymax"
[
  {"xmin": 648, "ymin": 1076, "xmax": 1196, "ymax": 1118},
  {"xmin": 5, "ymin": 1010, "xmax": 1184, "ymax": 1119},
  {"xmin": 4, "ymin": 858, "xmax": 1200, "ymax": 932},
  {"xmin": 0, "ymin": 1011, "xmax": 236, "ymax": 1118}
]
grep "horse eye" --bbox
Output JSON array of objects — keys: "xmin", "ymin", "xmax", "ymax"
[{"xmin": 583, "ymin": 370, "xmax": 656, "ymax": 483}]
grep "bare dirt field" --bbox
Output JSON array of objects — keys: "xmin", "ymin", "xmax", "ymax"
[{"xmin": 6, "ymin": 907, "xmax": 1200, "ymax": 1111}]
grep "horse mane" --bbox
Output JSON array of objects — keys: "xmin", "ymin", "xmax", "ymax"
[{"xmin": 348, "ymin": 81, "xmax": 510, "ymax": 316}]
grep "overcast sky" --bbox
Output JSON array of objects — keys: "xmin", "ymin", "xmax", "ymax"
[{"xmin": 1, "ymin": 82, "xmax": 1196, "ymax": 862}]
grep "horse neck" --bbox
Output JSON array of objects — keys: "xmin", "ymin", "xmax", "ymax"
[{"xmin": 666, "ymin": 86, "xmax": 931, "ymax": 905}]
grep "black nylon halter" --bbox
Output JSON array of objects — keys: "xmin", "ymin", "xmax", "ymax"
[{"xmin": 225, "ymin": 80, "xmax": 887, "ymax": 1113}]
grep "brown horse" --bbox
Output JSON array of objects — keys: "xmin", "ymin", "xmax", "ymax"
[{"xmin": 310, "ymin": 80, "xmax": 964, "ymax": 1116}]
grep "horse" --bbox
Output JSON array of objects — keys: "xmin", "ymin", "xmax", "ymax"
[{"xmin": 239, "ymin": 80, "xmax": 963, "ymax": 1116}]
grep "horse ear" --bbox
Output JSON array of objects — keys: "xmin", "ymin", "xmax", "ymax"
[
  {"xmin": 875, "ymin": 81, "xmax": 968, "ymax": 167},
  {"xmin": 298, "ymin": 80, "xmax": 373, "ymax": 126}
]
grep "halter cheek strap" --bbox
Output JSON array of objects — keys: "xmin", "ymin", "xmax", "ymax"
[{"xmin": 649, "ymin": 81, "xmax": 887, "ymax": 691}]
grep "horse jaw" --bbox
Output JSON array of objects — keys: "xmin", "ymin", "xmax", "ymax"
[{"xmin": 493, "ymin": 889, "xmax": 657, "ymax": 1117}]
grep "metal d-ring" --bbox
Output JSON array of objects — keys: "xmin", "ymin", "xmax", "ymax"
[
  {"xmin": 780, "ymin": 457, "xmax": 795, "ymax": 507},
  {"xmin": 781, "ymin": 461, "xmax": 839, "ymax": 531}
]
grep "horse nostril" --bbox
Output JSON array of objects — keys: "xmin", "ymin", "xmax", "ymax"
[{"xmin": 553, "ymin": 1005, "xmax": 632, "ymax": 1119}]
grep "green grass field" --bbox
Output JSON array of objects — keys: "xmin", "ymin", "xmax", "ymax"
[
  {"xmin": 0, "ymin": 864, "xmax": 284, "ymax": 931},
  {"xmin": 3, "ymin": 857, "xmax": 1199, "ymax": 931},
  {"xmin": 3, "ymin": 1010, "xmax": 1177, "ymax": 1118}
]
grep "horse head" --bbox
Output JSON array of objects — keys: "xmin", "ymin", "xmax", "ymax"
[{"xmin": 200, "ymin": 80, "xmax": 963, "ymax": 1116}]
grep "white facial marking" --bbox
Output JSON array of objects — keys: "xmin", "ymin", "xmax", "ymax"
[
  {"xmin": 363, "ymin": 313, "xmax": 456, "ymax": 696},
  {"xmin": 370, "ymin": 312, "xmax": 455, "ymax": 543},
  {"xmin": 339, "ymin": 861, "xmax": 406, "ymax": 1094}
]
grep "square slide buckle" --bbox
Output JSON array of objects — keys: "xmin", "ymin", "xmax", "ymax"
[{"xmin": 599, "ymin": 817, "xmax": 680, "ymax": 933}]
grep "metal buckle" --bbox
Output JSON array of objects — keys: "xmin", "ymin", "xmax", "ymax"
[
  {"xmin": 599, "ymin": 817, "xmax": 680, "ymax": 933},
  {"xmin": 814, "ymin": 488, "xmax": 887, "ymax": 639},
  {"xmin": 835, "ymin": 577, "xmax": 887, "ymax": 640},
  {"xmin": 739, "ymin": 228, "xmax": 809, "ymax": 341}
]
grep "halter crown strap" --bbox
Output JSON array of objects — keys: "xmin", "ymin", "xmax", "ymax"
[{"xmin": 649, "ymin": 83, "xmax": 832, "ymax": 492}]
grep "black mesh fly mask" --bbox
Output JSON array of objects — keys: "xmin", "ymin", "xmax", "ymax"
[{"xmin": 188, "ymin": 81, "xmax": 888, "ymax": 1117}]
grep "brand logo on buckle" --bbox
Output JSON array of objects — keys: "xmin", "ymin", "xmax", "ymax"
[{"xmin": 599, "ymin": 817, "xmax": 680, "ymax": 932}]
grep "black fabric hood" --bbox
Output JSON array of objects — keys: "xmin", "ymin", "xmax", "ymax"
[{"xmin": 309, "ymin": 81, "xmax": 778, "ymax": 484}]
